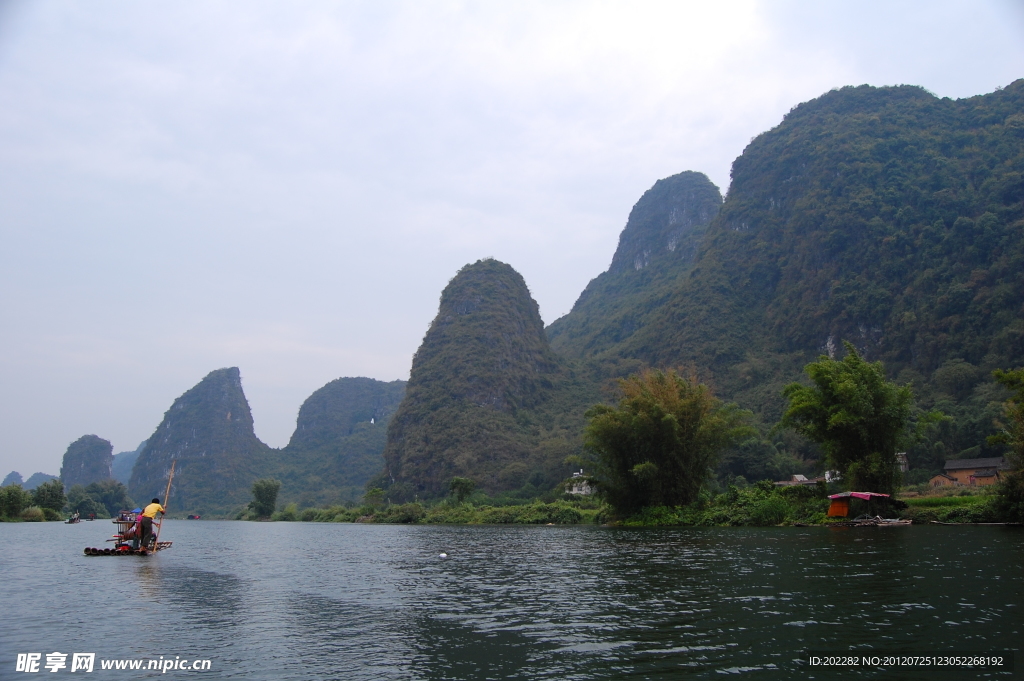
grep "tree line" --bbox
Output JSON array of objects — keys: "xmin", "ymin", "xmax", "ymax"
[
  {"xmin": 0, "ymin": 478, "xmax": 134, "ymax": 522},
  {"xmin": 582, "ymin": 341, "xmax": 1023, "ymax": 522}
]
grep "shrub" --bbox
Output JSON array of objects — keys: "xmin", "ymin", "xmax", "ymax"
[
  {"xmin": 378, "ymin": 503, "xmax": 426, "ymax": 524},
  {"xmin": 272, "ymin": 503, "xmax": 298, "ymax": 521},
  {"xmin": 748, "ymin": 497, "xmax": 791, "ymax": 526},
  {"xmin": 622, "ymin": 506, "xmax": 680, "ymax": 526},
  {"xmin": 993, "ymin": 472, "xmax": 1024, "ymax": 523},
  {"xmin": 21, "ymin": 506, "xmax": 45, "ymax": 522}
]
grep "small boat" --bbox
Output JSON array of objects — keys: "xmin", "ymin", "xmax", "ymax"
[
  {"xmin": 82, "ymin": 510, "xmax": 173, "ymax": 556},
  {"xmin": 187, "ymin": 514, "xmax": 201, "ymax": 520},
  {"xmin": 84, "ymin": 461, "xmax": 175, "ymax": 556},
  {"xmin": 827, "ymin": 492, "xmax": 909, "ymax": 526}
]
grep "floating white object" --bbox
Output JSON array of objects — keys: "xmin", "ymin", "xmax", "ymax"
[{"xmin": 439, "ymin": 552, "xmax": 448, "ymax": 559}]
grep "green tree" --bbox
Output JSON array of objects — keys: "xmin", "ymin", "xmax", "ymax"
[
  {"xmin": 448, "ymin": 477, "xmax": 476, "ymax": 504},
  {"xmin": 248, "ymin": 478, "xmax": 281, "ymax": 519},
  {"xmin": 585, "ymin": 369, "xmax": 751, "ymax": 516},
  {"xmin": 0, "ymin": 484, "xmax": 32, "ymax": 520},
  {"xmin": 781, "ymin": 342, "xmax": 917, "ymax": 495},
  {"xmin": 32, "ymin": 479, "xmax": 67, "ymax": 514},
  {"xmin": 86, "ymin": 480, "xmax": 134, "ymax": 517},
  {"xmin": 990, "ymin": 368, "xmax": 1024, "ymax": 469},
  {"xmin": 989, "ymin": 368, "xmax": 1024, "ymax": 523},
  {"xmin": 66, "ymin": 485, "xmax": 106, "ymax": 518},
  {"xmin": 363, "ymin": 487, "xmax": 385, "ymax": 508}
]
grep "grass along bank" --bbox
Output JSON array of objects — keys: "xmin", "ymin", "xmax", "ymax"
[
  {"xmin": 271, "ymin": 497, "xmax": 607, "ymax": 525},
  {"xmin": 255, "ymin": 478, "xmax": 1017, "ymax": 527}
]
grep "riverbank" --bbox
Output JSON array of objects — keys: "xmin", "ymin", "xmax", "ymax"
[{"xmin": 263, "ymin": 479, "xmax": 1020, "ymax": 527}]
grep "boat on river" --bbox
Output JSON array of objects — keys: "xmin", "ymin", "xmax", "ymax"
[
  {"xmin": 83, "ymin": 461, "xmax": 175, "ymax": 556},
  {"xmin": 83, "ymin": 510, "xmax": 173, "ymax": 555},
  {"xmin": 827, "ymin": 491, "xmax": 910, "ymax": 526}
]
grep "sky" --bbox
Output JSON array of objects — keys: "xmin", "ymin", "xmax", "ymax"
[{"xmin": 1, "ymin": 1, "xmax": 1023, "ymax": 478}]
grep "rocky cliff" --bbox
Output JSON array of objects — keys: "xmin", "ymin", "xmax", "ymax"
[
  {"xmin": 547, "ymin": 171, "xmax": 722, "ymax": 362},
  {"xmin": 60, "ymin": 435, "xmax": 114, "ymax": 489},
  {"xmin": 129, "ymin": 367, "xmax": 275, "ymax": 514}
]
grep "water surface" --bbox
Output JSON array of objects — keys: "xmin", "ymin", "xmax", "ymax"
[{"xmin": 2, "ymin": 521, "xmax": 1020, "ymax": 679}]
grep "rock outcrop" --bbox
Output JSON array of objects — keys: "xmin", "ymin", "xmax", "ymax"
[
  {"xmin": 129, "ymin": 367, "xmax": 275, "ymax": 514},
  {"xmin": 60, "ymin": 435, "xmax": 114, "ymax": 488},
  {"xmin": 547, "ymin": 171, "xmax": 723, "ymax": 361}
]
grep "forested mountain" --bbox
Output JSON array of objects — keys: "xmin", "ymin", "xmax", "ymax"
[
  {"xmin": 381, "ymin": 259, "xmax": 600, "ymax": 500},
  {"xmin": 60, "ymin": 434, "xmax": 114, "ymax": 489},
  {"xmin": 276, "ymin": 377, "xmax": 406, "ymax": 506},
  {"xmin": 129, "ymin": 367, "xmax": 276, "ymax": 514},
  {"xmin": 549, "ymin": 80, "xmax": 1024, "ymax": 478}
]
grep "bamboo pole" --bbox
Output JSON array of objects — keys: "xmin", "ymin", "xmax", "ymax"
[{"xmin": 153, "ymin": 459, "xmax": 176, "ymax": 547}]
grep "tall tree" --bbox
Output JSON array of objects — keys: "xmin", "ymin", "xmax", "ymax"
[
  {"xmin": 781, "ymin": 342, "xmax": 916, "ymax": 495},
  {"xmin": 585, "ymin": 369, "xmax": 751, "ymax": 515},
  {"xmin": 990, "ymin": 368, "xmax": 1024, "ymax": 469},
  {"xmin": 448, "ymin": 477, "xmax": 476, "ymax": 504},
  {"xmin": 990, "ymin": 368, "xmax": 1024, "ymax": 523},
  {"xmin": 249, "ymin": 479, "xmax": 281, "ymax": 519},
  {"xmin": 31, "ymin": 479, "xmax": 67, "ymax": 514}
]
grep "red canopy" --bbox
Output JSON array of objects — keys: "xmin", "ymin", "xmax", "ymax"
[{"xmin": 828, "ymin": 491, "xmax": 891, "ymax": 500}]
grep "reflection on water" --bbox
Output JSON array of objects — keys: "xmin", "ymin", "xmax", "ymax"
[{"xmin": 2, "ymin": 522, "xmax": 1020, "ymax": 679}]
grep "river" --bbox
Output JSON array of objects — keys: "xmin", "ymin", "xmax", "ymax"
[{"xmin": 1, "ymin": 521, "xmax": 1020, "ymax": 679}]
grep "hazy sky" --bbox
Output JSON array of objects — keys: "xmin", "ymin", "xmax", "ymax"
[{"xmin": 1, "ymin": 1, "xmax": 1022, "ymax": 478}]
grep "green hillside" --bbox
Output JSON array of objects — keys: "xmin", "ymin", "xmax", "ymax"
[
  {"xmin": 551, "ymin": 80, "xmax": 1024, "ymax": 477},
  {"xmin": 381, "ymin": 259, "xmax": 601, "ymax": 500},
  {"xmin": 276, "ymin": 377, "xmax": 406, "ymax": 506}
]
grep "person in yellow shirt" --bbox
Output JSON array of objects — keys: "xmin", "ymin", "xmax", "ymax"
[{"xmin": 140, "ymin": 498, "xmax": 165, "ymax": 549}]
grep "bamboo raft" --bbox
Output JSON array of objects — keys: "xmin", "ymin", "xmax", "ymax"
[
  {"xmin": 84, "ymin": 543, "xmax": 172, "ymax": 556},
  {"xmin": 83, "ymin": 461, "xmax": 175, "ymax": 556}
]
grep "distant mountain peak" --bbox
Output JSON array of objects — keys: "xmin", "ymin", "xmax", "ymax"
[
  {"xmin": 382, "ymin": 258, "xmax": 589, "ymax": 499},
  {"xmin": 129, "ymin": 367, "xmax": 272, "ymax": 514},
  {"xmin": 60, "ymin": 434, "xmax": 113, "ymax": 489},
  {"xmin": 608, "ymin": 171, "xmax": 722, "ymax": 274}
]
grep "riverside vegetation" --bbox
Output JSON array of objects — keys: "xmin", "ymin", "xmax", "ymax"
[{"xmin": 252, "ymin": 344, "xmax": 1024, "ymax": 526}]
